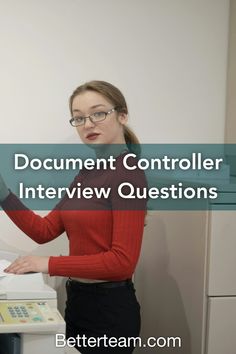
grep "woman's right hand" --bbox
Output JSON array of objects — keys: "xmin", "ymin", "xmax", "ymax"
[{"xmin": 0, "ymin": 173, "xmax": 10, "ymax": 202}]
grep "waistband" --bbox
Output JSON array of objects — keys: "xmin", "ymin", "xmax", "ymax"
[
  {"xmin": 70, "ymin": 277, "xmax": 107, "ymax": 283},
  {"xmin": 67, "ymin": 278, "xmax": 133, "ymax": 289}
]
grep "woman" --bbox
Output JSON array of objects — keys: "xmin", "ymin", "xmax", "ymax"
[{"xmin": 0, "ymin": 80, "xmax": 147, "ymax": 353}]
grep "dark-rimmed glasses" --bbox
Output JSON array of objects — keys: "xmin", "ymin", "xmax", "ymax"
[{"xmin": 69, "ymin": 108, "xmax": 116, "ymax": 127}]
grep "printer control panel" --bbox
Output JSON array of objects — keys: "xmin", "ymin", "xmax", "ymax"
[{"xmin": 0, "ymin": 301, "xmax": 58, "ymax": 324}]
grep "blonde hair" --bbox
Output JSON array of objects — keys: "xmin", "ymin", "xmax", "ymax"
[{"xmin": 69, "ymin": 80, "xmax": 141, "ymax": 155}]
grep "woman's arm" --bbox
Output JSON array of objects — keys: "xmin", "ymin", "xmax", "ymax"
[
  {"xmin": 0, "ymin": 174, "xmax": 65, "ymax": 275},
  {"xmin": 0, "ymin": 173, "xmax": 10, "ymax": 202},
  {"xmin": 1, "ymin": 192, "xmax": 65, "ymax": 244}
]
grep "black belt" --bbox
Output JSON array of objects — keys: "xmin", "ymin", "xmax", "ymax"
[{"xmin": 68, "ymin": 278, "xmax": 132, "ymax": 289}]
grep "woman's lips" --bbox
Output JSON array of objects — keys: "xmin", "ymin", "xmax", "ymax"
[{"xmin": 86, "ymin": 133, "xmax": 100, "ymax": 140}]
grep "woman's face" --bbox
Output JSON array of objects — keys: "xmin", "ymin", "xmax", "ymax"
[{"xmin": 71, "ymin": 90, "xmax": 127, "ymax": 145}]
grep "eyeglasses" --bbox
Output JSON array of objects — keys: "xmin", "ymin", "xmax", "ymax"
[{"xmin": 69, "ymin": 108, "xmax": 116, "ymax": 127}]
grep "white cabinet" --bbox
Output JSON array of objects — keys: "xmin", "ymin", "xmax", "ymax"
[
  {"xmin": 205, "ymin": 209, "xmax": 236, "ymax": 353},
  {"xmin": 208, "ymin": 211, "xmax": 236, "ymax": 295},
  {"xmin": 206, "ymin": 297, "xmax": 236, "ymax": 354}
]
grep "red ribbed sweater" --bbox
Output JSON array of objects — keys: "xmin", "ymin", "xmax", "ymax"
[{"xmin": 1, "ymin": 152, "xmax": 147, "ymax": 281}]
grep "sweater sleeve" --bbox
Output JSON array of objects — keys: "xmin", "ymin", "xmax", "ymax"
[
  {"xmin": 48, "ymin": 156, "xmax": 147, "ymax": 280},
  {"xmin": 0, "ymin": 192, "xmax": 65, "ymax": 244}
]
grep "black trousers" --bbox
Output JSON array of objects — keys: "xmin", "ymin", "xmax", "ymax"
[{"xmin": 65, "ymin": 278, "xmax": 141, "ymax": 354}]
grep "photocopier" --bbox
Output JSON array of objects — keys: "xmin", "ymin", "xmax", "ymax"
[{"xmin": 0, "ymin": 250, "xmax": 66, "ymax": 354}]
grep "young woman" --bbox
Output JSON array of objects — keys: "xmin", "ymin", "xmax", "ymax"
[{"xmin": 0, "ymin": 80, "xmax": 147, "ymax": 353}]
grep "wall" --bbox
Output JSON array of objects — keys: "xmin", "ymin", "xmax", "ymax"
[
  {"xmin": 225, "ymin": 0, "xmax": 236, "ymax": 143},
  {"xmin": 135, "ymin": 211, "xmax": 208, "ymax": 354},
  {"xmin": 0, "ymin": 0, "xmax": 229, "ymax": 146}
]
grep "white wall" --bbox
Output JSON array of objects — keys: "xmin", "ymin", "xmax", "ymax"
[
  {"xmin": 225, "ymin": 0, "xmax": 236, "ymax": 143},
  {"xmin": 0, "ymin": 0, "xmax": 229, "ymax": 146}
]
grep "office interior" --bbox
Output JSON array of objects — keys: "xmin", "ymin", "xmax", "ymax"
[{"xmin": 0, "ymin": 1, "xmax": 236, "ymax": 353}]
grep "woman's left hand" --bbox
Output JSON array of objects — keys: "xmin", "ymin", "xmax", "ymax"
[{"xmin": 4, "ymin": 255, "xmax": 49, "ymax": 274}]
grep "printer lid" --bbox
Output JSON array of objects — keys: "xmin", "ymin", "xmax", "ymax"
[
  {"xmin": 0, "ymin": 272, "xmax": 56, "ymax": 300},
  {"xmin": 0, "ymin": 250, "xmax": 56, "ymax": 300}
]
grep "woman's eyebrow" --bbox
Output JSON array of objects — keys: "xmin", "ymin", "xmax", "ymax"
[{"xmin": 72, "ymin": 104, "xmax": 106, "ymax": 114}]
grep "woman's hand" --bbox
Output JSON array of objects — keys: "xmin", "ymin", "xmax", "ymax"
[{"xmin": 4, "ymin": 255, "xmax": 49, "ymax": 274}]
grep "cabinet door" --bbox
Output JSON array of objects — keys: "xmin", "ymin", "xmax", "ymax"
[
  {"xmin": 206, "ymin": 297, "xmax": 236, "ymax": 354},
  {"xmin": 208, "ymin": 211, "xmax": 236, "ymax": 296}
]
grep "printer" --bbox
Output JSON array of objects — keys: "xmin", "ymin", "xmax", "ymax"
[{"xmin": 0, "ymin": 250, "xmax": 66, "ymax": 354}]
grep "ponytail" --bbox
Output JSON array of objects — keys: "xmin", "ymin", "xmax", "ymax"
[{"xmin": 124, "ymin": 125, "xmax": 141, "ymax": 157}]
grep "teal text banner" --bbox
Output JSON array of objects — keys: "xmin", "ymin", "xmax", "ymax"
[{"xmin": 0, "ymin": 144, "xmax": 235, "ymax": 210}]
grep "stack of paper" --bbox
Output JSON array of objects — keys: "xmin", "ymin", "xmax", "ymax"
[{"xmin": 0, "ymin": 260, "xmax": 12, "ymax": 277}]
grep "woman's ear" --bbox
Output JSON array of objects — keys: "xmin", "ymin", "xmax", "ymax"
[{"xmin": 118, "ymin": 112, "xmax": 128, "ymax": 125}]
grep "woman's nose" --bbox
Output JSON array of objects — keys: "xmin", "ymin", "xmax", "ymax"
[{"xmin": 84, "ymin": 117, "xmax": 95, "ymax": 128}]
